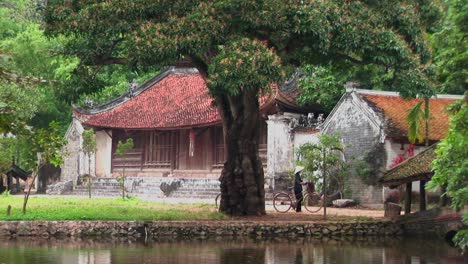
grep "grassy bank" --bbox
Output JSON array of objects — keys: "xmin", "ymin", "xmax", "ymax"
[{"xmin": 0, "ymin": 196, "xmax": 225, "ymax": 221}]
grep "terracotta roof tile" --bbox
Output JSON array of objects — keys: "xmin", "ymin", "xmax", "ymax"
[
  {"xmin": 361, "ymin": 94, "xmax": 458, "ymax": 141},
  {"xmin": 75, "ymin": 68, "xmax": 277, "ymax": 129},
  {"xmin": 77, "ymin": 72, "xmax": 219, "ymax": 129}
]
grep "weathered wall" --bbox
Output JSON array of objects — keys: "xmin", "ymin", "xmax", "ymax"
[
  {"xmin": 95, "ymin": 130, "xmax": 112, "ymax": 177},
  {"xmin": 293, "ymin": 130, "xmax": 320, "ymax": 148},
  {"xmin": 266, "ymin": 114, "xmax": 297, "ymax": 189},
  {"xmin": 0, "ymin": 220, "xmax": 403, "ymax": 238},
  {"xmin": 61, "ymin": 119, "xmax": 95, "ymax": 184},
  {"xmin": 266, "ymin": 113, "xmax": 321, "ymax": 191},
  {"xmin": 396, "ymin": 207, "xmax": 466, "ymax": 238},
  {"xmin": 322, "ymin": 94, "xmax": 385, "ymax": 207}
]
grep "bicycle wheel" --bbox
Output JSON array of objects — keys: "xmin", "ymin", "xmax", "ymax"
[
  {"xmin": 273, "ymin": 192, "xmax": 293, "ymax": 213},
  {"xmin": 303, "ymin": 193, "xmax": 323, "ymax": 213},
  {"xmin": 215, "ymin": 193, "xmax": 221, "ymax": 209}
]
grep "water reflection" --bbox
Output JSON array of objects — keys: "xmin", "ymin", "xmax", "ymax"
[{"xmin": 0, "ymin": 236, "xmax": 466, "ymax": 264}]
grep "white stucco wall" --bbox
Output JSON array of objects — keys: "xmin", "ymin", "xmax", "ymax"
[
  {"xmin": 266, "ymin": 113, "xmax": 298, "ymax": 179},
  {"xmin": 95, "ymin": 130, "xmax": 112, "ymax": 177},
  {"xmin": 266, "ymin": 112, "xmax": 322, "ymax": 190},
  {"xmin": 293, "ymin": 131, "xmax": 320, "ymax": 148}
]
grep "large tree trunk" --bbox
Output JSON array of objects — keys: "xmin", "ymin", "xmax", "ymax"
[{"xmin": 216, "ymin": 89, "xmax": 266, "ymax": 216}]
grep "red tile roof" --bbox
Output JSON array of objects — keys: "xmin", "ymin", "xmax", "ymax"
[
  {"xmin": 381, "ymin": 144, "xmax": 437, "ymax": 186},
  {"xmin": 75, "ymin": 67, "xmax": 277, "ymax": 129},
  {"xmin": 360, "ymin": 93, "xmax": 459, "ymax": 141}
]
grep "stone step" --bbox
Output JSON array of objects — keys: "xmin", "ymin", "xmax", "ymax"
[
  {"xmin": 70, "ymin": 177, "xmax": 223, "ymax": 199},
  {"xmin": 75, "ymin": 185, "xmax": 121, "ymax": 189}
]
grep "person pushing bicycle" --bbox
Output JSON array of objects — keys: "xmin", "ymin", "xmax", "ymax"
[{"xmin": 293, "ymin": 166, "xmax": 305, "ymax": 212}]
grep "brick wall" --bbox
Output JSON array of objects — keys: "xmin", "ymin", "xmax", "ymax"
[{"xmin": 323, "ymin": 95, "xmax": 385, "ymax": 207}]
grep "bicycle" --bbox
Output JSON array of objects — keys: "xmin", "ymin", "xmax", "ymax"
[{"xmin": 272, "ymin": 187, "xmax": 323, "ymax": 213}]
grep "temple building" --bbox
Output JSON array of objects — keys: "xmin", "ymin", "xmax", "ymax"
[
  {"xmin": 321, "ymin": 86, "xmax": 461, "ymax": 207},
  {"xmin": 61, "ymin": 64, "xmax": 321, "ymax": 196}
]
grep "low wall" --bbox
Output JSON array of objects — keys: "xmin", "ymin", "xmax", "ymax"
[
  {"xmin": 396, "ymin": 207, "xmax": 466, "ymax": 237},
  {"xmin": 0, "ymin": 220, "xmax": 403, "ymax": 238}
]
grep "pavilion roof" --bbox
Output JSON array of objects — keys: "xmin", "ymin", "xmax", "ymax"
[{"xmin": 381, "ymin": 144, "xmax": 437, "ymax": 187}]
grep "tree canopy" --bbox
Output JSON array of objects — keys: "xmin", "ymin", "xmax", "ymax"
[
  {"xmin": 45, "ymin": 0, "xmax": 440, "ymax": 96},
  {"xmin": 431, "ymin": 0, "xmax": 467, "ymax": 94},
  {"xmin": 44, "ymin": 0, "xmax": 442, "ymax": 215}
]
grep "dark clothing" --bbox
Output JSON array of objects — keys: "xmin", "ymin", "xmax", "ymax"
[{"xmin": 294, "ymin": 172, "xmax": 303, "ymax": 212}]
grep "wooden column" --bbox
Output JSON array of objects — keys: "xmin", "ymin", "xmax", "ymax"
[
  {"xmin": 419, "ymin": 180, "xmax": 426, "ymax": 211},
  {"xmin": 170, "ymin": 131, "xmax": 177, "ymax": 172},
  {"xmin": 405, "ymin": 182, "xmax": 412, "ymax": 214}
]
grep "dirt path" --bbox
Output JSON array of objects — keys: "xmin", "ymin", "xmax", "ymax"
[{"xmin": 220, "ymin": 207, "xmax": 385, "ymax": 222}]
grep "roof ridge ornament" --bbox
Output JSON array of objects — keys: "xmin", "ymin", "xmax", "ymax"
[
  {"xmin": 84, "ymin": 98, "xmax": 95, "ymax": 109},
  {"xmin": 345, "ymin": 81, "xmax": 360, "ymax": 92},
  {"xmin": 128, "ymin": 79, "xmax": 138, "ymax": 98}
]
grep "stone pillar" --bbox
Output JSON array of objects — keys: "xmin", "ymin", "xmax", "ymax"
[
  {"xmin": 266, "ymin": 113, "xmax": 300, "ymax": 190},
  {"xmin": 95, "ymin": 130, "xmax": 112, "ymax": 177}
]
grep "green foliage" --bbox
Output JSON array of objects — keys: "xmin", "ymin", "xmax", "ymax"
[
  {"xmin": 0, "ymin": 196, "xmax": 225, "ymax": 221},
  {"xmin": 116, "ymin": 138, "xmax": 134, "ymax": 157},
  {"xmin": 427, "ymin": 98, "xmax": 467, "ymax": 250},
  {"xmin": 2, "ymin": 189, "xmax": 10, "ymax": 197},
  {"xmin": 44, "ymin": 0, "xmax": 441, "ymax": 98},
  {"xmin": 406, "ymin": 101, "xmax": 425, "ymax": 144},
  {"xmin": 81, "ymin": 129, "xmax": 96, "ymax": 156},
  {"xmin": 116, "ymin": 138, "xmax": 134, "ymax": 199},
  {"xmin": 0, "ymin": 137, "xmax": 16, "ymax": 173},
  {"xmin": 427, "ymin": 100, "xmax": 468, "ymax": 210},
  {"xmin": 81, "ymin": 129, "xmax": 96, "ymax": 198},
  {"xmin": 454, "ymin": 228, "xmax": 468, "ymax": 253},
  {"xmin": 296, "ymin": 134, "xmax": 345, "ymax": 194},
  {"xmin": 297, "ymin": 65, "xmax": 346, "ymax": 111},
  {"xmin": 353, "ymin": 151, "xmax": 383, "ymax": 186},
  {"xmin": 76, "ymin": 69, "xmax": 158, "ymax": 107},
  {"xmin": 0, "ymin": 83, "xmax": 38, "ymax": 134},
  {"xmin": 32, "ymin": 121, "xmax": 66, "ymax": 167},
  {"xmin": 431, "ymin": 0, "xmax": 467, "ymax": 94},
  {"xmin": 208, "ymin": 38, "xmax": 284, "ymax": 96}
]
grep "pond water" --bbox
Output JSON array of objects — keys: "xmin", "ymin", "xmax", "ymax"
[{"xmin": 0, "ymin": 236, "xmax": 466, "ymax": 264}]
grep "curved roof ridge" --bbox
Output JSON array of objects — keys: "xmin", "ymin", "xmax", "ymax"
[
  {"xmin": 74, "ymin": 67, "xmax": 200, "ymax": 115},
  {"xmin": 352, "ymin": 88, "xmax": 463, "ymax": 99}
]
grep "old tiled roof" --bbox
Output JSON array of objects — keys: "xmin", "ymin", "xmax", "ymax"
[
  {"xmin": 359, "ymin": 92, "xmax": 460, "ymax": 141},
  {"xmin": 74, "ymin": 66, "xmax": 292, "ymax": 129},
  {"xmin": 381, "ymin": 144, "xmax": 437, "ymax": 186},
  {"xmin": 75, "ymin": 67, "xmax": 220, "ymax": 129}
]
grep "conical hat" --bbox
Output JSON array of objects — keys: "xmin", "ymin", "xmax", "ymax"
[{"xmin": 294, "ymin": 166, "xmax": 304, "ymax": 174}]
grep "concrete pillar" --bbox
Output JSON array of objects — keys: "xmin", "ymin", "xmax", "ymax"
[
  {"xmin": 95, "ymin": 130, "xmax": 112, "ymax": 177},
  {"xmin": 266, "ymin": 113, "xmax": 300, "ymax": 189}
]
